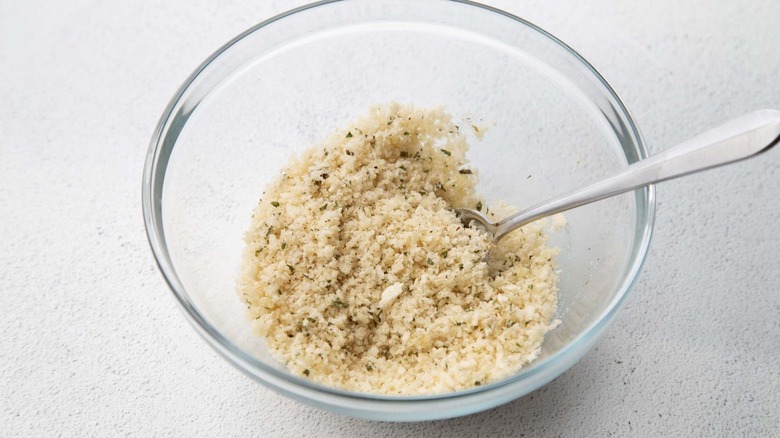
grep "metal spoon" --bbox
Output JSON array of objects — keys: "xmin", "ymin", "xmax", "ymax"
[{"xmin": 457, "ymin": 109, "xmax": 780, "ymax": 243}]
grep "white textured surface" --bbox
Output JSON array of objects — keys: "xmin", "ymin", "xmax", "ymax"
[{"xmin": 2, "ymin": 0, "xmax": 778, "ymax": 435}]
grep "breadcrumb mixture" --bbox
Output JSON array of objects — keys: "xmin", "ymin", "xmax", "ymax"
[{"xmin": 238, "ymin": 103, "xmax": 558, "ymax": 395}]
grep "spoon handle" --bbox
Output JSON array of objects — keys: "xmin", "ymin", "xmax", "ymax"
[{"xmin": 493, "ymin": 109, "xmax": 780, "ymax": 241}]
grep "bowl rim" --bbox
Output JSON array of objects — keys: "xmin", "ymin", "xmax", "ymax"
[{"xmin": 142, "ymin": 0, "xmax": 656, "ymax": 407}]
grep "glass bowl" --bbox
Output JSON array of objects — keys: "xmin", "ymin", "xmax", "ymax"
[{"xmin": 142, "ymin": 0, "xmax": 654, "ymax": 421}]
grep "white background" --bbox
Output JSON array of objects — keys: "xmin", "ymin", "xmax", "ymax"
[{"xmin": 2, "ymin": 0, "xmax": 779, "ymax": 436}]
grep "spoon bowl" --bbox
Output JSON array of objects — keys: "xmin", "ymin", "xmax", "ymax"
[{"xmin": 458, "ymin": 109, "xmax": 780, "ymax": 244}]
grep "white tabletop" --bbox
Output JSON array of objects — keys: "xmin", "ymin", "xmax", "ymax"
[{"xmin": 2, "ymin": 0, "xmax": 779, "ymax": 435}]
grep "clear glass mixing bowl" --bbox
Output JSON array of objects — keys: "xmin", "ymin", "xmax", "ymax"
[{"xmin": 142, "ymin": 0, "xmax": 654, "ymax": 421}]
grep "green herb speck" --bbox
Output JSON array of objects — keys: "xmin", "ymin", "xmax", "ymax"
[
  {"xmin": 476, "ymin": 201, "xmax": 483, "ymax": 212},
  {"xmin": 459, "ymin": 169, "xmax": 473, "ymax": 175},
  {"xmin": 427, "ymin": 258, "xmax": 434, "ymax": 265},
  {"xmin": 281, "ymin": 242, "xmax": 286, "ymax": 250},
  {"xmin": 440, "ymin": 149, "xmax": 451, "ymax": 156},
  {"xmin": 332, "ymin": 299, "xmax": 347, "ymax": 309},
  {"xmin": 287, "ymin": 264, "xmax": 295, "ymax": 273},
  {"xmin": 441, "ymin": 250, "xmax": 448, "ymax": 258},
  {"xmin": 303, "ymin": 369, "xmax": 310, "ymax": 376},
  {"xmin": 399, "ymin": 151, "xmax": 409, "ymax": 158},
  {"xmin": 346, "ymin": 132, "xmax": 353, "ymax": 138},
  {"xmin": 271, "ymin": 201, "xmax": 280, "ymax": 207}
]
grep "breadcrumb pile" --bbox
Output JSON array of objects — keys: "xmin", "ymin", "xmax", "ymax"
[{"xmin": 238, "ymin": 103, "xmax": 558, "ymax": 395}]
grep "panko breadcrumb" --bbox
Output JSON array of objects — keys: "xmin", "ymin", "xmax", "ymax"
[{"xmin": 238, "ymin": 103, "xmax": 558, "ymax": 395}]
